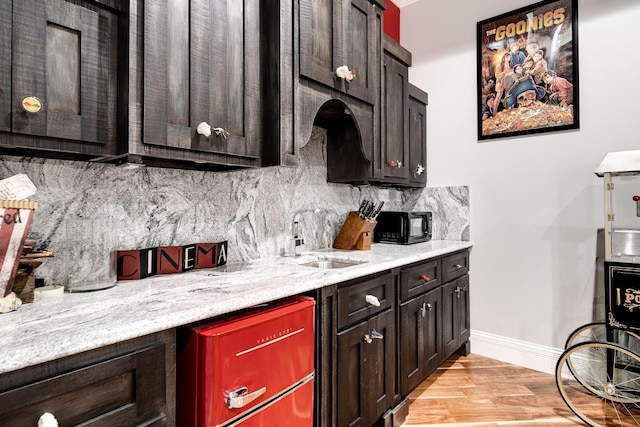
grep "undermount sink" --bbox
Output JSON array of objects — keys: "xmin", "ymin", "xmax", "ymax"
[{"xmin": 300, "ymin": 259, "xmax": 366, "ymax": 269}]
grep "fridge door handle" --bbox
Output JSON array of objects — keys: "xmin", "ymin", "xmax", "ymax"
[{"xmin": 225, "ymin": 386, "xmax": 267, "ymax": 409}]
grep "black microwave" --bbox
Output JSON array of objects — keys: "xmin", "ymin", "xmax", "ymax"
[{"xmin": 373, "ymin": 211, "xmax": 432, "ymax": 245}]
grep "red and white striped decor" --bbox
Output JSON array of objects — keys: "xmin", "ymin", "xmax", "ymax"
[{"xmin": 0, "ymin": 200, "xmax": 38, "ymax": 297}]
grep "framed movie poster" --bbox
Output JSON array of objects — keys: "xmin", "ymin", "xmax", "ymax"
[{"xmin": 477, "ymin": 0, "xmax": 579, "ymax": 140}]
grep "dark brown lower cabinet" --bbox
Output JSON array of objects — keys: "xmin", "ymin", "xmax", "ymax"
[
  {"xmin": 316, "ymin": 251, "xmax": 470, "ymax": 427},
  {"xmin": 399, "ymin": 286, "xmax": 442, "ymax": 397},
  {"xmin": 442, "ymin": 274, "xmax": 470, "ymax": 357},
  {"xmin": 0, "ymin": 330, "xmax": 175, "ymax": 427},
  {"xmin": 399, "ymin": 250, "xmax": 471, "ymax": 401},
  {"xmin": 337, "ymin": 308, "xmax": 396, "ymax": 427}
]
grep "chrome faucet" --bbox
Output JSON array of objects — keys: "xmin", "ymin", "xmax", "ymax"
[{"xmin": 292, "ymin": 213, "xmax": 305, "ymax": 256}]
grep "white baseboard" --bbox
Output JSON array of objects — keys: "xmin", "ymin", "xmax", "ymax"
[{"xmin": 469, "ymin": 329, "xmax": 564, "ymax": 375}]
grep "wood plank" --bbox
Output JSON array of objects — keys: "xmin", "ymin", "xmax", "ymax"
[{"xmin": 403, "ymin": 354, "xmax": 584, "ymax": 426}]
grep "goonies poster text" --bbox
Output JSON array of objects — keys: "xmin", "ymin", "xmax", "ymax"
[{"xmin": 477, "ymin": 0, "xmax": 579, "ymax": 140}]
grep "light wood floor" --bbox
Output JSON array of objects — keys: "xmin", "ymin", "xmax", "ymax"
[{"xmin": 402, "ymin": 353, "xmax": 584, "ymax": 426}]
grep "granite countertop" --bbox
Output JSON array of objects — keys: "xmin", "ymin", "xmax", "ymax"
[{"xmin": 0, "ymin": 240, "xmax": 472, "ymax": 375}]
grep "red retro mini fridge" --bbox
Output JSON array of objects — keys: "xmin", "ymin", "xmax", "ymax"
[{"xmin": 177, "ymin": 297, "xmax": 316, "ymax": 427}]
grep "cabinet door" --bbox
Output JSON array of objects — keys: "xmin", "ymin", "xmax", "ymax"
[
  {"xmin": 337, "ymin": 319, "xmax": 370, "ymax": 427},
  {"xmin": 399, "ymin": 295, "xmax": 424, "ymax": 396},
  {"xmin": 399, "ymin": 287, "xmax": 441, "ymax": 396},
  {"xmin": 342, "ymin": 0, "xmax": 381, "ymax": 104},
  {"xmin": 10, "ymin": 0, "xmax": 119, "ymax": 155},
  {"xmin": 442, "ymin": 275, "xmax": 470, "ymax": 357},
  {"xmin": 337, "ymin": 309, "xmax": 396, "ymax": 427},
  {"xmin": 456, "ymin": 274, "xmax": 471, "ymax": 347},
  {"xmin": 382, "ymin": 49, "xmax": 410, "ymax": 182},
  {"xmin": 299, "ymin": 0, "xmax": 340, "ymax": 90},
  {"xmin": 423, "ymin": 287, "xmax": 444, "ymax": 376},
  {"xmin": 299, "ymin": 0, "xmax": 380, "ymax": 104},
  {"xmin": 407, "ymin": 85, "xmax": 428, "ymax": 187},
  {"xmin": 143, "ymin": 0, "xmax": 261, "ymax": 162},
  {"xmin": 366, "ymin": 308, "xmax": 396, "ymax": 422}
]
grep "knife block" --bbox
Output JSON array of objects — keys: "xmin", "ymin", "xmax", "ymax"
[{"xmin": 333, "ymin": 211, "xmax": 377, "ymax": 251}]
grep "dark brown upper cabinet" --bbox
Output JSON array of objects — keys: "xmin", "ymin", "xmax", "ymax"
[
  {"xmin": 299, "ymin": 0, "xmax": 384, "ymax": 104},
  {"xmin": 373, "ymin": 35, "xmax": 428, "ymax": 188},
  {"xmin": 298, "ymin": 0, "xmax": 385, "ymax": 186},
  {"xmin": 0, "ymin": 0, "xmax": 121, "ymax": 158},
  {"xmin": 380, "ymin": 36, "xmax": 411, "ymax": 184},
  {"xmin": 407, "ymin": 85, "xmax": 428, "ymax": 187},
  {"xmin": 137, "ymin": 0, "xmax": 262, "ymax": 169}
]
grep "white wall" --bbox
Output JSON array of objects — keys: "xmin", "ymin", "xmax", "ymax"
[{"xmin": 401, "ymin": 0, "xmax": 640, "ymax": 373}]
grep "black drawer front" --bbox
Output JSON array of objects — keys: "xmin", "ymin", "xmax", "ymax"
[
  {"xmin": 400, "ymin": 259, "xmax": 441, "ymax": 302},
  {"xmin": 442, "ymin": 251, "xmax": 469, "ymax": 283},
  {"xmin": 338, "ymin": 271, "xmax": 395, "ymax": 329},
  {"xmin": 0, "ymin": 342, "xmax": 166, "ymax": 426}
]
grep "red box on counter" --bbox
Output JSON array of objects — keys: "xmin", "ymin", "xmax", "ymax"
[{"xmin": 0, "ymin": 200, "xmax": 38, "ymax": 297}]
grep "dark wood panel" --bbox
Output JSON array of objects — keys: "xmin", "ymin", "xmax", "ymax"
[
  {"xmin": 400, "ymin": 297, "xmax": 424, "ymax": 396},
  {"xmin": 368, "ymin": 308, "xmax": 397, "ymax": 418},
  {"xmin": 11, "ymin": 0, "xmax": 47, "ymax": 136},
  {"xmin": 316, "ymin": 286, "xmax": 338, "ymax": 427},
  {"xmin": 343, "ymin": 0, "xmax": 380, "ymax": 104},
  {"xmin": 423, "ymin": 286, "xmax": 443, "ymax": 376},
  {"xmin": 400, "ymin": 258, "xmax": 441, "ymax": 302},
  {"xmin": 456, "ymin": 274, "xmax": 470, "ymax": 350},
  {"xmin": 11, "ymin": 0, "xmax": 118, "ymax": 152},
  {"xmin": 299, "ymin": 0, "xmax": 340, "ymax": 91},
  {"xmin": 407, "ymin": 84, "xmax": 428, "ymax": 187},
  {"xmin": 382, "ymin": 42, "xmax": 410, "ymax": 182},
  {"xmin": 442, "ymin": 250, "xmax": 470, "ymax": 283},
  {"xmin": 143, "ymin": 0, "xmax": 261, "ymax": 164},
  {"xmin": 337, "ymin": 271, "xmax": 394, "ymax": 329},
  {"xmin": 143, "ymin": 0, "xmax": 172, "ymax": 148},
  {"xmin": 441, "ymin": 280, "xmax": 458, "ymax": 357},
  {"xmin": 261, "ymin": 1, "xmax": 297, "ymax": 167},
  {"xmin": 442, "ymin": 275, "xmax": 470, "ymax": 358},
  {"xmin": 399, "ymin": 287, "xmax": 442, "ymax": 397},
  {"xmin": 299, "ymin": 0, "xmax": 382, "ymax": 105},
  {"xmin": 0, "ymin": 0, "xmax": 11, "ymax": 133},
  {"xmin": 0, "ymin": 334, "xmax": 169, "ymax": 426},
  {"xmin": 166, "ymin": 0, "xmax": 189, "ymax": 127},
  {"xmin": 337, "ymin": 320, "xmax": 370, "ymax": 427}
]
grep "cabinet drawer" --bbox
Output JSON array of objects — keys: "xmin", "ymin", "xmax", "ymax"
[
  {"xmin": 338, "ymin": 271, "xmax": 394, "ymax": 329},
  {"xmin": 442, "ymin": 250, "xmax": 469, "ymax": 283},
  {"xmin": 0, "ymin": 342, "xmax": 166, "ymax": 426},
  {"xmin": 399, "ymin": 259, "xmax": 441, "ymax": 302}
]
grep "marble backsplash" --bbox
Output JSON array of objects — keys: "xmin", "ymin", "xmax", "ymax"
[{"xmin": 0, "ymin": 128, "xmax": 469, "ymax": 287}]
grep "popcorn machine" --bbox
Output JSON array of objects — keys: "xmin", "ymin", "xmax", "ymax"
[
  {"xmin": 595, "ymin": 150, "xmax": 640, "ymax": 262},
  {"xmin": 595, "ymin": 150, "xmax": 640, "ymax": 334}
]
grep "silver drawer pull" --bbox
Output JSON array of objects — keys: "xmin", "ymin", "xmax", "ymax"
[
  {"xmin": 226, "ymin": 386, "xmax": 267, "ymax": 409},
  {"xmin": 420, "ymin": 302, "xmax": 433, "ymax": 318},
  {"xmin": 453, "ymin": 264, "xmax": 463, "ymax": 269},
  {"xmin": 365, "ymin": 294, "xmax": 380, "ymax": 307}
]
